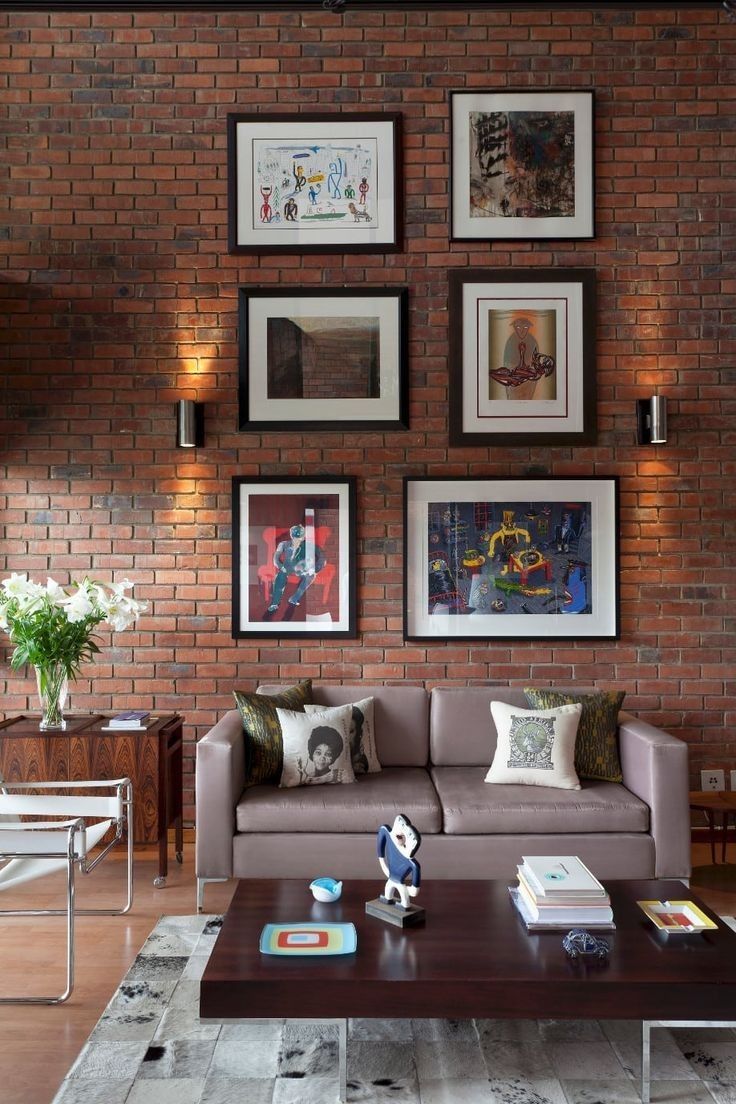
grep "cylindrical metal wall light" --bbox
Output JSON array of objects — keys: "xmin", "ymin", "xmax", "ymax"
[
  {"xmin": 648, "ymin": 395, "xmax": 667, "ymax": 444},
  {"xmin": 636, "ymin": 395, "xmax": 667, "ymax": 445},
  {"xmin": 176, "ymin": 399, "xmax": 204, "ymax": 448}
]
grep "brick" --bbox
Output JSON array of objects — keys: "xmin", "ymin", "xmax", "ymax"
[{"xmin": 0, "ymin": 6, "xmax": 731, "ymax": 812}]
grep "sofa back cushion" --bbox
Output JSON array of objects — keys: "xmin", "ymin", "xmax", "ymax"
[
  {"xmin": 429, "ymin": 685, "xmax": 599, "ymax": 766},
  {"xmin": 258, "ymin": 684, "xmax": 429, "ymax": 766}
]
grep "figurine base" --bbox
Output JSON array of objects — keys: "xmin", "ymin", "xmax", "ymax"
[{"xmin": 365, "ymin": 897, "xmax": 426, "ymax": 928}]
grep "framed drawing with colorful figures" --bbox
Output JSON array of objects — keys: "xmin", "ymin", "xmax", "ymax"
[
  {"xmin": 232, "ymin": 476, "xmax": 357, "ymax": 639},
  {"xmin": 448, "ymin": 268, "xmax": 596, "ymax": 446},
  {"xmin": 238, "ymin": 286, "xmax": 408, "ymax": 431},
  {"xmin": 227, "ymin": 112, "xmax": 402, "ymax": 253},
  {"xmin": 403, "ymin": 477, "xmax": 619, "ymax": 641},
  {"xmin": 450, "ymin": 90, "xmax": 594, "ymax": 241}
]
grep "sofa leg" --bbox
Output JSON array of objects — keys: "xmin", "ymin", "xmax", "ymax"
[{"xmin": 197, "ymin": 877, "xmax": 228, "ymax": 913}]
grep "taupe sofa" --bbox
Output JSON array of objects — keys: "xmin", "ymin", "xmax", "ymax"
[{"xmin": 195, "ymin": 684, "xmax": 690, "ymax": 910}]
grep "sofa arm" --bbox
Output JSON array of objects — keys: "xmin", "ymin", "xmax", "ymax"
[
  {"xmin": 195, "ymin": 709, "xmax": 245, "ymax": 880},
  {"xmin": 618, "ymin": 711, "xmax": 690, "ymax": 879}
]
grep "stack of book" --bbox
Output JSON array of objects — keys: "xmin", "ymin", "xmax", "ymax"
[
  {"xmin": 101, "ymin": 710, "xmax": 151, "ymax": 732},
  {"xmin": 510, "ymin": 855, "xmax": 615, "ymax": 931}
]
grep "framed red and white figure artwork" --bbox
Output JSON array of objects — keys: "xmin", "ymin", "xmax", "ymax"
[{"xmin": 232, "ymin": 477, "xmax": 357, "ymax": 639}]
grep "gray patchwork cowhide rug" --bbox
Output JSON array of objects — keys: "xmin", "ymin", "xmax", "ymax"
[{"xmin": 51, "ymin": 914, "xmax": 736, "ymax": 1104}]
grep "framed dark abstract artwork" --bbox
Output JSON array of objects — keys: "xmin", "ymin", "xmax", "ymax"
[
  {"xmin": 404, "ymin": 477, "xmax": 618, "ymax": 641},
  {"xmin": 238, "ymin": 287, "xmax": 408, "ymax": 431},
  {"xmin": 448, "ymin": 268, "xmax": 596, "ymax": 446},
  {"xmin": 232, "ymin": 476, "xmax": 357, "ymax": 639},
  {"xmin": 450, "ymin": 90, "xmax": 594, "ymax": 241},
  {"xmin": 227, "ymin": 112, "xmax": 402, "ymax": 253}
]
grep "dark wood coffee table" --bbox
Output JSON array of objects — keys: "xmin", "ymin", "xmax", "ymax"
[{"xmin": 200, "ymin": 878, "xmax": 736, "ymax": 1103}]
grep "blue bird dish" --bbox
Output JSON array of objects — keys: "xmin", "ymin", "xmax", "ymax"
[{"xmin": 309, "ymin": 877, "xmax": 343, "ymax": 903}]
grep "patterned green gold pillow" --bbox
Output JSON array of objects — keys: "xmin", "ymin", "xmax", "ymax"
[
  {"xmin": 233, "ymin": 680, "xmax": 312, "ymax": 786},
  {"xmin": 523, "ymin": 688, "xmax": 626, "ymax": 783}
]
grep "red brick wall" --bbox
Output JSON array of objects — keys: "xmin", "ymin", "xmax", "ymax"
[{"xmin": 0, "ymin": 6, "xmax": 733, "ymax": 822}]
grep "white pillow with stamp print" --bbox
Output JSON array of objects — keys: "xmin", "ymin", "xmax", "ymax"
[
  {"xmin": 277, "ymin": 703, "xmax": 356, "ymax": 789},
  {"xmin": 305, "ymin": 696, "xmax": 381, "ymax": 775},
  {"xmin": 485, "ymin": 701, "xmax": 582, "ymax": 790}
]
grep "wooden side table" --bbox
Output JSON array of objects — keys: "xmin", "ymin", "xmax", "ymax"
[
  {"xmin": 0, "ymin": 712, "xmax": 184, "ymax": 886},
  {"xmin": 689, "ymin": 790, "xmax": 736, "ymax": 865}
]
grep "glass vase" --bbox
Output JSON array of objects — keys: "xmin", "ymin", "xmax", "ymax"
[{"xmin": 35, "ymin": 662, "xmax": 69, "ymax": 730}]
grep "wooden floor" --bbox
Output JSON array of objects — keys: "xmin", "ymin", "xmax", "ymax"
[{"xmin": 0, "ymin": 841, "xmax": 733, "ymax": 1104}]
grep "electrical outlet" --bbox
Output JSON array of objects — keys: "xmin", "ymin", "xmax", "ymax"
[
  {"xmin": 730, "ymin": 770, "xmax": 736, "ymax": 792},
  {"xmin": 701, "ymin": 769, "xmax": 725, "ymax": 792}
]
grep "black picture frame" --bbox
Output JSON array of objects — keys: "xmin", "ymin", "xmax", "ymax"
[
  {"xmin": 450, "ymin": 89, "xmax": 595, "ymax": 242},
  {"xmin": 227, "ymin": 111, "xmax": 402, "ymax": 254},
  {"xmin": 404, "ymin": 476, "xmax": 619, "ymax": 642},
  {"xmin": 232, "ymin": 475, "xmax": 357, "ymax": 639},
  {"xmin": 448, "ymin": 268, "xmax": 597, "ymax": 447},
  {"xmin": 238, "ymin": 286, "xmax": 409, "ymax": 432}
]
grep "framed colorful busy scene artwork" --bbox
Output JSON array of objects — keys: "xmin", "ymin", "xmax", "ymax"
[
  {"xmin": 403, "ymin": 477, "xmax": 618, "ymax": 641},
  {"xmin": 227, "ymin": 112, "xmax": 402, "ymax": 252},
  {"xmin": 448, "ymin": 268, "xmax": 596, "ymax": 446},
  {"xmin": 232, "ymin": 476, "xmax": 357, "ymax": 638},
  {"xmin": 450, "ymin": 90, "xmax": 594, "ymax": 241},
  {"xmin": 238, "ymin": 286, "xmax": 408, "ymax": 431}
]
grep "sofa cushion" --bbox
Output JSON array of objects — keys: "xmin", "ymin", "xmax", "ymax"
[
  {"xmin": 430, "ymin": 685, "xmax": 601, "ymax": 766},
  {"xmin": 305, "ymin": 696, "xmax": 381, "ymax": 775},
  {"xmin": 259, "ymin": 683, "xmax": 429, "ymax": 767},
  {"xmin": 485, "ymin": 701, "xmax": 582, "ymax": 791},
  {"xmin": 235, "ymin": 680, "xmax": 312, "ymax": 786},
  {"xmin": 524, "ymin": 687, "xmax": 625, "ymax": 783},
  {"xmin": 236, "ymin": 766, "xmax": 442, "ymax": 835},
  {"xmin": 431, "ymin": 766, "xmax": 650, "ymax": 835},
  {"xmin": 278, "ymin": 705, "xmax": 356, "ymax": 788}
]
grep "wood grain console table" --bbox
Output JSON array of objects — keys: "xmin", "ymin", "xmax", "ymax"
[{"xmin": 0, "ymin": 712, "xmax": 184, "ymax": 886}]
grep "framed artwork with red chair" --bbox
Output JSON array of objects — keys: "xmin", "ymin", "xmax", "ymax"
[{"xmin": 232, "ymin": 476, "xmax": 357, "ymax": 639}]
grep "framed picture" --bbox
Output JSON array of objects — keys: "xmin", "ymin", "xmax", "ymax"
[
  {"xmin": 238, "ymin": 287, "xmax": 408, "ymax": 431},
  {"xmin": 404, "ymin": 477, "xmax": 618, "ymax": 641},
  {"xmin": 448, "ymin": 268, "xmax": 596, "ymax": 446},
  {"xmin": 227, "ymin": 112, "xmax": 402, "ymax": 253},
  {"xmin": 232, "ymin": 476, "xmax": 357, "ymax": 639},
  {"xmin": 450, "ymin": 90, "xmax": 594, "ymax": 241}
]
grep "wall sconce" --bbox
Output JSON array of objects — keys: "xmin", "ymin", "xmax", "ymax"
[
  {"xmin": 637, "ymin": 396, "xmax": 667, "ymax": 445},
  {"xmin": 176, "ymin": 399, "xmax": 204, "ymax": 448}
]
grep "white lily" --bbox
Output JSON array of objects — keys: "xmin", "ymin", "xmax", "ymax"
[
  {"xmin": 61, "ymin": 585, "xmax": 96, "ymax": 624},
  {"xmin": 45, "ymin": 578, "xmax": 67, "ymax": 603},
  {"xmin": 0, "ymin": 574, "xmax": 146, "ymax": 688},
  {"xmin": 2, "ymin": 573, "xmax": 38, "ymax": 599},
  {"xmin": 2, "ymin": 572, "xmax": 29, "ymax": 596}
]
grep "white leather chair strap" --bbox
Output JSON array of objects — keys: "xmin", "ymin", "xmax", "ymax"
[
  {"xmin": 0, "ymin": 794, "xmax": 123, "ymax": 819},
  {"xmin": 0, "ymin": 856, "xmax": 67, "ymax": 890},
  {"xmin": 0, "ymin": 827, "xmax": 79, "ymax": 857}
]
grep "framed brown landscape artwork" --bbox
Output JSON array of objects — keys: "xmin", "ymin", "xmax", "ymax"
[
  {"xmin": 232, "ymin": 476, "xmax": 357, "ymax": 639},
  {"xmin": 403, "ymin": 477, "xmax": 619, "ymax": 642},
  {"xmin": 238, "ymin": 287, "xmax": 408, "ymax": 431},
  {"xmin": 450, "ymin": 90, "xmax": 594, "ymax": 241},
  {"xmin": 448, "ymin": 268, "xmax": 596, "ymax": 446},
  {"xmin": 227, "ymin": 112, "xmax": 402, "ymax": 253}
]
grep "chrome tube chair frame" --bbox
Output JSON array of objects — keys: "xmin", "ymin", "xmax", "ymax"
[{"xmin": 0, "ymin": 777, "xmax": 133, "ymax": 1004}]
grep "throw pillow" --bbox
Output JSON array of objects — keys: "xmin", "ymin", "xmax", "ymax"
[
  {"xmin": 233, "ymin": 680, "xmax": 312, "ymax": 787},
  {"xmin": 485, "ymin": 701, "xmax": 582, "ymax": 790},
  {"xmin": 523, "ymin": 688, "xmax": 626, "ymax": 783},
  {"xmin": 304, "ymin": 696, "xmax": 381, "ymax": 775},
  {"xmin": 277, "ymin": 704, "xmax": 356, "ymax": 788}
]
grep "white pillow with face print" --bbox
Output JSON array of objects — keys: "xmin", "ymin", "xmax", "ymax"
[
  {"xmin": 277, "ymin": 704, "xmax": 356, "ymax": 788},
  {"xmin": 305, "ymin": 696, "xmax": 381, "ymax": 775}
]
